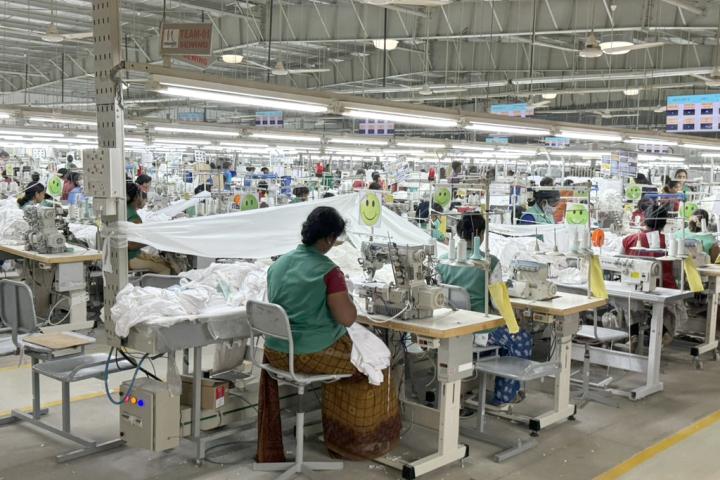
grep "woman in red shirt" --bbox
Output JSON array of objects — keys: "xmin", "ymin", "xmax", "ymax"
[{"xmin": 622, "ymin": 205, "xmax": 675, "ymax": 289}]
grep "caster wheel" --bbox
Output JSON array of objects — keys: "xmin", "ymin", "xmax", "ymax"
[
  {"xmin": 530, "ymin": 431, "xmax": 539, "ymax": 437},
  {"xmin": 569, "ymin": 415, "xmax": 576, "ymax": 421}
]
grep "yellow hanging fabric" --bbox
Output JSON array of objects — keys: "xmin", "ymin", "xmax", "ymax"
[
  {"xmin": 590, "ymin": 255, "xmax": 609, "ymax": 299},
  {"xmin": 684, "ymin": 256, "xmax": 704, "ymax": 293},
  {"xmin": 488, "ymin": 282, "xmax": 520, "ymax": 334}
]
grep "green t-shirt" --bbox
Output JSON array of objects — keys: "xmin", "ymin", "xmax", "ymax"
[
  {"xmin": 127, "ymin": 205, "xmax": 141, "ymax": 261},
  {"xmin": 675, "ymin": 229, "xmax": 716, "ymax": 256},
  {"xmin": 265, "ymin": 244, "xmax": 346, "ymax": 354},
  {"xmin": 436, "ymin": 252, "xmax": 500, "ymax": 313}
]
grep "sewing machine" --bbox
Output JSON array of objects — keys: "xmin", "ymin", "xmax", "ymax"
[
  {"xmin": 24, "ymin": 205, "xmax": 66, "ymax": 254},
  {"xmin": 599, "ymin": 255, "xmax": 661, "ymax": 292},
  {"xmin": 507, "ymin": 260, "xmax": 558, "ymax": 301},
  {"xmin": 355, "ymin": 241, "xmax": 447, "ymax": 320}
]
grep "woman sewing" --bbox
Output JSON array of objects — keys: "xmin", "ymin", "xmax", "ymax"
[
  {"xmin": 436, "ymin": 213, "xmax": 533, "ymax": 408},
  {"xmin": 257, "ymin": 206, "xmax": 400, "ymax": 462},
  {"xmin": 17, "ymin": 182, "xmax": 47, "ymax": 209},
  {"xmin": 125, "ymin": 182, "xmax": 173, "ymax": 275},
  {"xmin": 674, "ymin": 208, "xmax": 720, "ymax": 262},
  {"xmin": 518, "ymin": 190, "xmax": 560, "ymax": 225}
]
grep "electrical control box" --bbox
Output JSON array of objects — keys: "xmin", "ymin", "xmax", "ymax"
[
  {"xmin": 437, "ymin": 336, "xmax": 474, "ymax": 382},
  {"xmin": 119, "ymin": 378, "xmax": 180, "ymax": 452}
]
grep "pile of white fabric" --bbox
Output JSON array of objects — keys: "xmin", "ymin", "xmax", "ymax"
[
  {"xmin": 111, "ymin": 262, "xmax": 268, "ymax": 337},
  {"xmin": 0, "ymin": 198, "xmax": 28, "ymax": 244}
]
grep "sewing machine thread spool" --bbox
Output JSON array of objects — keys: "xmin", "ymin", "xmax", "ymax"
[
  {"xmin": 457, "ymin": 239, "xmax": 467, "ymax": 262},
  {"xmin": 448, "ymin": 234, "xmax": 456, "ymax": 261},
  {"xmin": 470, "ymin": 236, "xmax": 483, "ymax": 261},
  {"xmin": 668, "ymin": 237, "xmax": 677, "ymax": 257},
  {"xmin": 570, "ymin": 228, "xmax": 579, "ymax": 253},
  {"xmin": 677, "ymin": 237, "xmax": 685, "ymax": 256},
  {"xmin": 579, "ymin": 229, "xmax": 589, "ymax": 250}
]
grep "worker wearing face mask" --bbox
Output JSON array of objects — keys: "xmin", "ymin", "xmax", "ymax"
[
  {"xmin": 675, "ymin": 208, "xmax": 720, "ymax": 262},
  {"xmin": 518, "ymin": 189, "xmax": 560, "ymax": 225}
]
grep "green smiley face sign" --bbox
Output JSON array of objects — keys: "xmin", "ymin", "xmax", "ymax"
[
  {"xmin": 626, "ymin": 184, "xmax": 642, "ymax": 201},
  {"xmin": 683, "ymin": 202, "xmax": 698, "ymax": 219},
  {"xmin": 241, "ymin": 194, "xmax": 259, "ymax": 211},
  {"xmin": 47, "ymin": 175, "xmax": 63, "ymax": 198},
  {"xmin": 360, "ymin": 191, "xmax": 382, "ymax": 227},
  {"xmin": 434, "ymin": 187, "xmax": 451, "ymax": 208},
  {"xmin": 565, "ymin": 203, "xmax": 589, "ymax": 225}
]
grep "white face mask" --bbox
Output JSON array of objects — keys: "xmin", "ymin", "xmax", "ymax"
[{"xmin": 542, "ymin": 203, "xmax": 556, "ymax": 217}]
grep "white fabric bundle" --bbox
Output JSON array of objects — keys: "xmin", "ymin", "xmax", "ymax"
[
  {"xmin": 347, "ymin": 323, "xmax": 391, "ymax": 386},
  {"xmin": 0, "ymin": 198, "xmax": 28, "ymax": 244}
]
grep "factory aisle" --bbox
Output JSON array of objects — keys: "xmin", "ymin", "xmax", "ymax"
[{"xmin": 597, "ymin": 410, "xmax": 720, "ymax": 480}]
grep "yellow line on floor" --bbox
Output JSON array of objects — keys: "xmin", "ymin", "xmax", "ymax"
[
  {"xmin": 0, "ymin": 390, "xmax": 111, "ymax": 419},
  {"xmin": 0, "ymin": 363, "xmax": 30, "ymax": 373},
  {"xmin": 595, "ymin": 409, "xmax": 720, "ymax": 480}
]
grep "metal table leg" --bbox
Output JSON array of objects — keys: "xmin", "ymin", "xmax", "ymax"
[
  {"xmin": 631, "ymin": 302, "xmax": 665, "ymax": 400},
  {"xmin": 692, "ymin": 278, "xmax": 720, "ymax": 368},
  {"xmin": 192, "ymin": 345, "xmax": 203, "ymax": 464}
]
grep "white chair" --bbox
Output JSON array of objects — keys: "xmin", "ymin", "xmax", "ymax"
[
  {"xmin": 0, "ymin": 279, "xmax": 131, "ymax": 462},
  {"xmin": 246, "ymin": 300, "xmax": 351, "ymax": 480}
]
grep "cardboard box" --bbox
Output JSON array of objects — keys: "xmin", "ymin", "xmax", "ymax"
[{"xmin": 180, "ymin": 374, "xmax": 228, "ymax": 410}]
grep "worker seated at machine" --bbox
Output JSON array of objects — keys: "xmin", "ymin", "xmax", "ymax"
[
  {"xmin": 622, "ymin": 205, "xmax": 678, "ymax": 346},
  {"xmin": 257, "ymin": 206, "xmax": 400, "ymax": 462},
  {"xmin": 518, "ymin": 189, "xmax": 560, "ymax": 225},
  {"xmin": 126, "ymin": 182, "xmax": 174, "ymax": 275},
  {"xmin": 291, "ymin": 186, "xmax": 309, "ymax": 203},
  {"xmin": 436, "ymin": 213, "xmax": 533, "ymax": 408},
  {"xmin": 17, "ymin": 182, "xmax": 48, "ymax": 210},
  {"xmin": 675, "ymin": 208, "xmax": 720, "ymax": 262}
]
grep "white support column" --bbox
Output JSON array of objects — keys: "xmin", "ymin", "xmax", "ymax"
[{"xmin": 90, "ymin": 0, "xmax": 128, "ymax": 346}]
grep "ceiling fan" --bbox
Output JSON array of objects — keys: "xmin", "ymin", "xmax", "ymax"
[
  {"xmin": 527, "ymin": 98, "xmax": 552, "ymax": 109},
  {"xmin": 579, "ymin": 32, "xmax": 664, "ymax": 58},
  {"xmin": 243, "ymin": 59, "xmax": 330, "ymax": 76},
  {"xmin": 39, "ymin": 24, "xmax": 93, "ymax": 43},
  {"xmin": 591, "ymin": 109, "xmax": 640, "ymax": 119}
]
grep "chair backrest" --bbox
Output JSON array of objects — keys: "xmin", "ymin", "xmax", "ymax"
[
  {"xmin": 246, "ymin": 300, "xmax": 297, "ymax": 378},
  {"xmin": 0, "ymin": 280, "xmax": 38, "ymax": 347},
  {"xmin": 442, "ymin": 283, "xmax": 471, "ymax": 311},
  {"xmin": 139, "ymin": 274, "xmax": 181, "ymax": 289}
]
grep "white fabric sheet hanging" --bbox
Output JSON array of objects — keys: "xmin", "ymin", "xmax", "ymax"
[
  {"xmin": 155, "ymin": 191, "xmax": 211, "ymax": 219},
  {"xmin": 119, "ymin": 193, "xmax": 434, "ymax": 259}
]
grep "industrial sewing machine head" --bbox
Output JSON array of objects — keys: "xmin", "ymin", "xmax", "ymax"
[
  {"xmin": 356, "ymin": 241, "xmax": 447, "ymax": 320},
  {"xmin": 23, "ymin": 205, "xmax": 66, "ymax": 254},
  {"xmin": 507, "ymin": 259, "xmax": 558, "ymax": 300},
  {"xmin": 599, "ymin": 255, "xmax": 661, "ymax": 292}
]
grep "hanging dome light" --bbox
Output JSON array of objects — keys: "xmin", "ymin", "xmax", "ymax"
[
  {"xmin": 221, "ymin": 54, "xmax": 244, "ymax": 64},
  {"xmin": 541, "ymin": 92, "xmax": 558, "ymax": 100},
  {"xmin": 372, "ymin": 39, "xmax": 399, "ymax": 50},
  {"xmin": 624, "ymin": 87, "xmax": 640, "ymax": 96}
]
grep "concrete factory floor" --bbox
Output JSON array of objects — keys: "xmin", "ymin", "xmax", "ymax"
[{"xmin": 1, "ymin": 342, "xmax": 719, "ymax": 480}]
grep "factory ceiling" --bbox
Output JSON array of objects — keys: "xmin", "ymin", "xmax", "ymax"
[{"xmin": 1, "ymin": 0, "xmax": 720, "ymax": 133}]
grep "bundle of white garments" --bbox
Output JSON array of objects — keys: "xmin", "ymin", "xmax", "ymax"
[
  {"xmin": 111, "ymin": 260, "xmax": 390, "ymax": 384},
  {"xmin": 119, "ymin": 193, "xmax": 433, "ymax": 259},
  {"xmin": 0, "ymin": 198, "xmax": 28, "ymax": 244},
  {"xmin": 111, "ymin": 262, "xmax": 269, "ymax": 337},
  {"xmin": 68, "ymin": 223, "xmax": 98, "ymax": 249}
]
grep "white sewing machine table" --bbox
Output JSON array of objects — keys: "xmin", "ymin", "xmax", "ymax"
[
  {"xmin": 120, "ymin": 306, "xmax": 250, "ymax": 464},
  {"xmin": 694, "ymin": 265, "xmax": 720, "ymax": 366},
  {"xmin": 0, "ymin": 242, "xmax": 101, "ymax": 332},
  {"xmin": 507, "ymin": 292, "xmax": 606, "ymax": 432},
  {"xmin": 557, "ymin": 281, "xmax": 692, "ymax": 400},
  {"xmin": 357, "ymin": 309, "xmax": 505, "ymax": 480}
]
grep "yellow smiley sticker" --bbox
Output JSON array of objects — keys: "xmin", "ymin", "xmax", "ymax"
[{"xmin": 359, "ymin": 191, "xmax": 382, "ymax": 227}]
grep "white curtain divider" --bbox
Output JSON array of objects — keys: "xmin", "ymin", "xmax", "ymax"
[{"xmin": 119, "ymin": 193, "xmax": 434, "ymax": 259}]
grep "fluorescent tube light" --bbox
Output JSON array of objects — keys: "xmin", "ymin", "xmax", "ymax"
[
  {"xmin": 157, "ymin": 85, "xmax": 328, "ymax": 114},
  {"xmin": 153, "ymin": 138, "xmax": 211, "ymax": 145},
  {"xmin": 465, "ymin": 122, "xmax": 550, "ymax": 136},
  {"xmin": 154, "ymin": 126, "xmax": 240, "ymax": 137},
  {"xmin": 451, "ymin": 144, "xmax": 494, "ymax": 151},
  {"xmin": 683, "ymin": 143, "xmax": 720, "ymax": 152},
  {"xmin": 0, "ymin": 112, "xmax": 9, "ymax": 119},
  {"xmin": 328, "ymin": 137, "xmax": 389, "ymax": 146},
  {"xmin": 395, "ymin": 141, "xmax": 446, "ymax": 149},
  {"xmin": 343, "ymin": 107, "xmax": 458, "ymax": 128},
  {"xmin": 547, "ymin": 150, "xmax": 608, "ymax": 158},
  {"xmin": 220, "ymin": 142, "xmax": 270, "ymax": 148},
  {"xmin": 637, "ymin": 153, "xmax": 685, "ymax": 162},
  {"xmin": 0, "ymin": 129, "xmax": 64, "ymax": 138},
  {"xmin": 558, "ymin": 129, "xmax": 622, "ymax": 142},
  {"xmin": 624, "ymin": 137, "xmax": 677, "ymax": 147},
  {"xmin": 250, "ymin": 132, "xmax": 322, "ymax": 142},
  {"xmin": 28, "ymin": 116, "xmax": 96, "ymax": 126}
]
